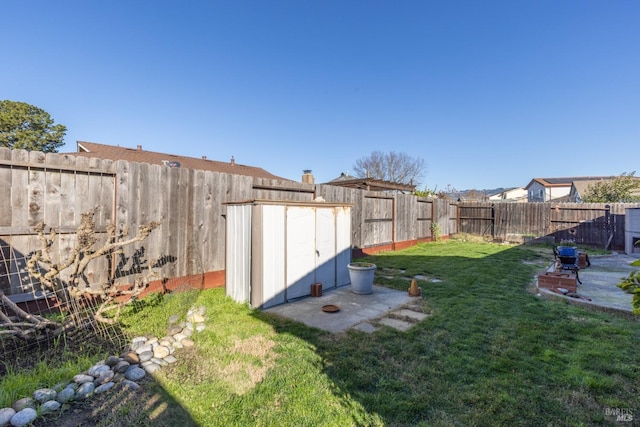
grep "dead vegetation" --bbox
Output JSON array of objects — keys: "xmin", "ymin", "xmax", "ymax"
[{"xmin": 1, "ymin": 209, "xmax": 160, "ymax": 342}]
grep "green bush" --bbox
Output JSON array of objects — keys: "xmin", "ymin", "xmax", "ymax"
[{"xmin": 618, "ymin": 271, "xmax": 640, "ymax": 314}]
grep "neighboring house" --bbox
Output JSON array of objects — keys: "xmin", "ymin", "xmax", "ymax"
[
  {"xmin": 67, "ymin": 141, "xmax": 288, "ymax": 180},
  {"xmin": 569, "ymin": 177, "xmax": 640, "ymax": 202},
  {"xmin": 489, "ymin": 187, "xmax": 527, "ymax": 202},
  {"xmin": 525, "ymin": 177, "xmax": 616, "ymax": 202}
]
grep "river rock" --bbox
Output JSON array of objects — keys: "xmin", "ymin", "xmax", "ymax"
[
  {"xmin": 173, "ymin": 332, "xmax": 187, "ymax": 343},
  {"xmin": 167, "ymin": 325, "xmax": 182, "ymax": 335},
  {"xmin": 105, "ymin": 355, "xmax": 120, "ymax": 367},
  {"xmin": 55, "ymin": 387, "xmax": 75, "ymax": 403},
  {"xmin": 150, "ymin": 357, "xmax": 168, "ymax": 366},
  {"xmin": 121, "ymin": 380, "xmax": 140, "ymax": 390},
  {"xmin": 135, "ymin": 344, "xmax": 153, "ymax": 355},
  {"xmin": 75, "ymin": 382, "xmax": 95, "ymax": 399},
  {"xmin": 40, "ymin": 400, "xmax": 61, "ymax": 414},
  {"xmin": 52, "ymin": 382, "xmax": 67, "ymax": 392},
  {"xmin": 11, "ymin": 398, "xmax": 34, "ymax": 412},
  {"xmin": 88, "ymin": 364, "xmax": 111, "ymax": 378},
  {"xmin": 138, "ymin": 351, "xmax": 154, "ymax": 362},
  {"xmin": 153, "ymin": 345, "xmax": 170, "ymax": 359},
  {"xmin": 94, "ymin": 382, "xmax": 115, "ymax": 394},
  {"xmin": 142, "ymin": 362, "xmax": 161, "ymax": 374},
  {"xmin": 164, "ymin": 354, "xmax": 178, "ymax": 364},
  {"xmin": 9, "ymin": 408, "xmax": 37, "ymax": 427},
  {"xmin": 122, "ymin": 351, "xmax": 140, "ymax": 364},
  {"xmin": 74, "ymin": 374, "xmax": 94, "ymax": 384},
  {"xmin": 181, "ymin": 338, "xmax": 195, "ymax": 348},
  {"xmin": 33, "ymin": 388, "xmax": 56, "ymax": 403},
  {"xmin": 131, "ymin": 336, "xmax": 148, "ymax": 345},
  {"xmin": 125, "ymin": 367, "xmax": 146, "ymax": 381},
  {"xmin": 94, "ymin": 369, "xmax": 115, "ymax": 385},
  {"xmin": 113, "ymin": 360, "xmax": 129, "ymax": 372},
  {"xmin": 187, "ymin": 313, "xmax": 205, "ymax": 323},
  {"xmin": 0, "ymin": 408, "xmax": 16, "ymax": 426},
  {"xmin": 160, "ymin": 335, "xmax": 175, "ymax": 344}
]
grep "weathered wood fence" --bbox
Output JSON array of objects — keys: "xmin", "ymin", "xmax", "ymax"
[
  {"xmin": 2, "ymin": 148, "xmax": 638, "ymax": 299},
  {"xmin": 0, "ymin": 149, "xmax": 446, "ymax": 297},
  {"xmin": 457, "ymin": 201, "xmax": 640, "ymax": 248}
]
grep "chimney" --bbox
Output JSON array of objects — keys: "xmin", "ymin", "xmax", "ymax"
[
  {"xmin": 137, "ymin": 145, "xmax": 142, "ymax": 151},
  {"xmin": 230, "ymin": 156, "xmax": 235, "ymax": 165},
  {"xmin": 302, "ymin": 169, "xmax": 314, "ymax": 184}
]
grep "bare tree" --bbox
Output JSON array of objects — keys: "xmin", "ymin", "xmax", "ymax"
[{"xmin": 353, "ymin": 151, "xmax": 426, "ymax": 186}]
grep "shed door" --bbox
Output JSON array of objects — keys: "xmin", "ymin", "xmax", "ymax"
[
  {"xmin": 285, "ymin": 207, "xmax": 316, "ymax": 300},
  {"xmin": 316, "ymin": 208, "xmax": 336, "ymax": 290}
]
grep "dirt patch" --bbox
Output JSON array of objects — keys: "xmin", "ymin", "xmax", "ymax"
[
  {"xmin": 33, "ymin": 376, "xmax": 196, "ymax": 427},
  {"xmin": 160, "ymin": 335, "xmax": 278, "ymax": 396}
]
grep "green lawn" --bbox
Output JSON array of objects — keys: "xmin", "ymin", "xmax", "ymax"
[{"xmin": 3, "ymin": 240, "xmax": 639, "ymax": 426}]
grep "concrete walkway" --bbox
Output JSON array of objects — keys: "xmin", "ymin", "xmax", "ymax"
[
  {"xmin": 263, "ymin": 285, "xmax": 425, "ymax": 334},
  {"xmin": 540, "ymin": 252, "xmax": 640, "ymax": 313}
]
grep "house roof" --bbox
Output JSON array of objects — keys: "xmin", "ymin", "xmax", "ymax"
[
  {"xmin": 572, "ymin": 178, "xmax": 640, "ymax": 197},
  {"xmin": 67, "ymin": 141, "xmax": 289, "ymax": 180},
  {"xmin": 324, "ymin": 172, "xmax": 416, "ymax": 192},
  {"xmin": 525, "ymin": 176, "xmax": 616, "ymax": 189}
]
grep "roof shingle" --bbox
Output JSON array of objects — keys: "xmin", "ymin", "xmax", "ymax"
[{"xmin": 66, "ymin": 141, "xmax": 289, "ymax": 181}]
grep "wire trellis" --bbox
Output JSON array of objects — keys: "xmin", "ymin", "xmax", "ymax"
[{"xmin": 0, "ymin": 237, "xmax": 131, "ymax": 376}]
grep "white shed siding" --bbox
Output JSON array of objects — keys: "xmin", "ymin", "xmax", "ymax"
[
  {"xmin": 225, "ymin": 200, "xmax": 352, "ymax": 309},
  {"xmin": 225, "ymin": 204, "xmax": 252, "ymax": 303},
  {"xmin": 625, "ymin": 207, "xmax": 640, "ymax": 255}
]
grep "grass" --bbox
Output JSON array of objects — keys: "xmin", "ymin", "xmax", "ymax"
[{"xmin": 2, "ymin": 240, "xmax": 639, "ymax": 426}]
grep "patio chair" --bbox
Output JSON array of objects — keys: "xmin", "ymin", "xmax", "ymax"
[{"xmin": 553, "ymin": 246, "xmax": 582, "ymax": 284}]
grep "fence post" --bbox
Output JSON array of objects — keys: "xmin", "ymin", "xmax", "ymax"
[{"xmin": 605, "ymin": 204, "xmax": 613, "ymax": 249}]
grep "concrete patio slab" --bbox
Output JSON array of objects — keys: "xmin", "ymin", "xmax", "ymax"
[
  {"xmin": 263, "ymin": 284, "xmax": 417, "ymax": 333},
  {"xmin": 539, "ymin": 252, "xmax": 640, "ymax": 313},
  {"xmin": 377, "ymin": 317, "xmax": 414, "ymax": 332}
]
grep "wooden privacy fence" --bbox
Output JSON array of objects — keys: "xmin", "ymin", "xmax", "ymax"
[
  {"xmin": 0, "ymin": 148, "xmax": 448, "ymax": 298},
  {"xmin": 4, "ymin": 148, "xmax": 639, "ymax": 302},
  {"xmin": 458, "ymin": 201, "xmax": 640, "ymax": 249}
]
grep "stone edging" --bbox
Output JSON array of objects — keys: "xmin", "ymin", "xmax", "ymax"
[{"xmin": 0, "ymin": 306, "xmax": 206, "ymax": 427}]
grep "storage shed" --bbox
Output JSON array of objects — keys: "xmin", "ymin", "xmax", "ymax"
[
  {"xmin": 225, "ymin": 200, "xmax": 352, "ymax": 308},
  {"xmin": 625, "ymin": 207, "xmax": 640, "ymax": 255}
]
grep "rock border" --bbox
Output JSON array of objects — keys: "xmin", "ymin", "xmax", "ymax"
[{"xmin": 0, "ymin": 306, "xmax": 206, "ymax": 427}]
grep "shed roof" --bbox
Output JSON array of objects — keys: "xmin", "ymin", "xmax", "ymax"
[{"xmin": 324, "ymin": 172, "xmax": 416, "ymax": 192}]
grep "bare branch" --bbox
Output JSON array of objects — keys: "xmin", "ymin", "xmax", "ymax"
[{"xmin": 5, "ymin": 210, "xmax": 162, "ymax": 341}]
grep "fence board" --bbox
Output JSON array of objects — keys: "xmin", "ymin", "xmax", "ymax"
[
  {"xmin": 210, "ymin": 172, "xmax": 228, "ymax": 270},
  {"xmin": 11, "ymin": 150, "xmax": 29, "ymax": 228},
  {"xmin": 416, "ymin": 199, "xmax": 433, "ymax": 239},
  {"xmin": 0, "ymin": 149, "xmax": 12, "ymax": 226}
]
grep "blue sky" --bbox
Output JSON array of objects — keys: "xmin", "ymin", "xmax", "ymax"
[{"xmin": 2, "ymin": 1, "xmax": 638, "ymax": 191}]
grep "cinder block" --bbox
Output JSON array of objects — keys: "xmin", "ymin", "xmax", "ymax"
[{"xmin": 537, "ymin": 272, "xmax": 578, "ymax": 293}]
